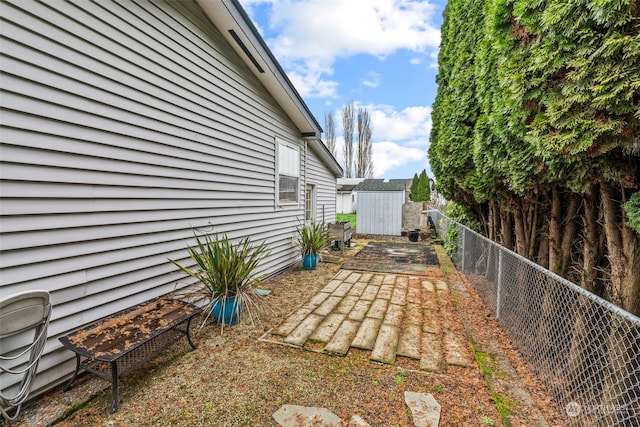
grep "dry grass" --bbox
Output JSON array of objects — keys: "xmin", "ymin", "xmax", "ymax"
[{"xmin": 22, "ymin": 237, "xmax": 562, "ymax": 426}]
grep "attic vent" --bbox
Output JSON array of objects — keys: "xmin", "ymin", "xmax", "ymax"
[
  {"xmin": 228, "ymin": 29, "xmax": 265, "ymax": 73},
  {"xmin": 384, "ymin": 179, "xmax": 389, "ymax": 183}
]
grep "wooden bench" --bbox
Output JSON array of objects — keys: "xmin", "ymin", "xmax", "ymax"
[{"xmin": 59, "ymin": 297, "xmax": 201, "ymax": 413}]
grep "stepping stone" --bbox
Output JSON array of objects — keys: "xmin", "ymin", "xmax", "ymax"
[
  {"xmin": 391, "ymin": 285, "xmax": 407, "ymax": 305},
  {"xmin": 360, "ymin": 284, "xmax": 380, "ymax": 301},
  {"xmin": 352, "ymin": 317, "xmax": 382, "ymax": 350},
  {"xmin": 315, "ymin": 296, "xmax": 343, "ymax": 316},
  {"xmin": 369, "ymin": 274, "xmax": 384, "ymax": 285},
  {"xmin": 397, "ymin": 323, "xmax": 422, "ymax": 359},
  {"xmin": 345, "ymin": 272, "xmax": 362, "ymax": 283},
  {"xmin": 348, "ymin": 300, "xmax": 372, "ymax": 321},
  {"xmin": 349, "ymin": 414, "xmax": 371, "ymax": 426},
  {"xmin": 273, "ymin": 308, "xmax": 313, "ymax": 336},
  {"xmin": 335, "ymin": 295, "xmax": 359, "ymax": 314},
  {"xmin": 332, "ymin": 282, "xmax": 354, "ymax": 297},
  {"xmin": 376, "ymin": 284, "xmax": 394, "ymax": 299},
  {"xmin": 302, "ymin": 292, "xmax": 330, "ymax": 311},
  {"xmin": 420, "ymin": 332, "xmax": 443, "ymax": 372},
  {"xmin": 325, "ymin": 319, "xmax": 360, "ymax": 355},
  {"xmin": 382, "ymin": 274, "xmax": 397, "ymax": 285},
  {"xmin": 383, "ymin": 303, "xmax": 405, "ymax": 327},
  {"xmin": 309, "ymin": 313, "xmax": 346, "ymax": 342},
  {"xmin": 284, "ymin": 313, "xmax": 325, "ymax": 346},
  {"xmin": 406, "ymin": 284, "xmax": 422, "ymax": 304},
  {"xmin": 404, "ymin": 303, "xmax": 423, "ymax": 326},
  {"xmin": 366, "ymin": 299, "xmax": 388, "ymax": 319},
  {"xmin": 348, "ymin": 281, "xmax": 367, "ymax": 296},
  {"xmin": 359, "ymin": 272, "xmax": 374, "ymax": 282},
  {"xmin": 334, "ymin": 269, "xmax": 352, "ymax": 280},
  {"xmin": 443, "ymin": 331, "xmax": 472, "ymax": 367},
  {"xmin": 422, "ymin": 280, "xmax": 435, "ymax": 292},
  {"xmin": 435, "ymin": 280, "xmax": 448, "ymax": 291},
  {"xmin": 321, "ymin": 279, "xmax": 343, "ymax": 293},
  {"xmin": 273, "ymin": 405, "xmax": 342, "ymax": 426},
  {"xmin": 371, "ymin": 324, "xmax": 400, "ymax": 364},
  {"xmin": 422, "ymin": 308, "xmax": 439, "ymax": 334},
  {"xmin": 404, "ymin": 392, "xmax": 441, "ymax": 427}
]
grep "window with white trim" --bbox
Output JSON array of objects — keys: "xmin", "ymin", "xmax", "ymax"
[{"xmin": 277, "ymin": 140, "xmax": 300, "ymax": 205}]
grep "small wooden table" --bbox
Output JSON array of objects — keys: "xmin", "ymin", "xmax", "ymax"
[{"xmin": 59, "ymin": 297, "xmax": 201, "ymax": 412}]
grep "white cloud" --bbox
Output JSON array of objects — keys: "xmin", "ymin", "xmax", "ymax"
[
  {"xmin": 241, "ymin": 0, "xmax": 441, "ymax": 97},
  {"xmin": 369, "ymin": 105, "xmax": 432, "ymax": 141},
  {"xmin": 361, "ymin": 71, "xmax": 381, "ymax": 88},
  {"xmin": 266, "ymin": 0, "xmax": 440, "ymax": 60},
  {"xmin": 371, "ymin": 141, "xmax": 425, "ymax": 177}
]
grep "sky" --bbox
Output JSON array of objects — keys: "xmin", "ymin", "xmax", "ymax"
[{"xmin": 238, "ymin": 0, "xmax": 447, "ymax": 180}]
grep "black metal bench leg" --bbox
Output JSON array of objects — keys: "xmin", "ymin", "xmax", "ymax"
[
  {"xmin": 63, "ymin": 353, "xmax": 81, "ymax": 392},
  {"xmin": 186, "ymin": 317, "xmax": 197, "ymax": 350},
  {"xmin": 110, "ymin": 361, "xmax": 118, "ymax": 413}
]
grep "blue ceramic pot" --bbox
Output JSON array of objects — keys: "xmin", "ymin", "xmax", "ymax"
[
  {"xmin": 211, "ymin": 296, "xmax": 242, "ymax": 325},
  {"xmin": 302, "ymin": 253, "xmax": 319, "ymax": 270}
]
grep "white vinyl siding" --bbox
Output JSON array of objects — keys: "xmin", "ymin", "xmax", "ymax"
[
  {"xmin": 304, "ymin": 144, "xmax": 338, "ymax": 225},
  {"xmin": 0, "ymin": 0, "xmax": 338, "ymax": 399}
]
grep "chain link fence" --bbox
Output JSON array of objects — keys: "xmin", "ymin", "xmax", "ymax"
[{"xmin": 428, "ymin": 209, "xmax": 640, "ymax": 426}]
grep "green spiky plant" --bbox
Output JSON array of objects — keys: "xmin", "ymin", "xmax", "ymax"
[
  {"xmin": 294, "ymin": 222, "xmax": 328, "ymax": 256},
  {"xmin": 170, "ymin": 233, "xmax": 269, "ymax": 331}
]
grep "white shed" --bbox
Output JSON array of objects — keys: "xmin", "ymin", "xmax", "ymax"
[
  {"xmin": 355, "ymin": 180, "xmax": 407, "ymax": 235},
  {"xmin": 0, "ymin": 0, "xmax": 341, "ymax": 400}
]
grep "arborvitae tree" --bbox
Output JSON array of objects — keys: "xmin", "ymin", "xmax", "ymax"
[
  {"xmin": 432, "ymin": 0, "xmax": 639, "ymax": 315},
  {"xmin": 415, "ymin": 169, "xmax": 431, "ymax": 202},
  {"xmin": 409, "ymin": 173, "xmax": 419, "ymax": 201}
]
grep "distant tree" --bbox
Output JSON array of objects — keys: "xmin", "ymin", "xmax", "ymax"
[
  {"xmin": 324, "ymin": 112, "xmax": 337, "ymax": 157},
  {"xmin": 409, "ymin": 173, "xmax": 420, "ymax": 201},
  {"xmin": 342, "ymin": 102, "xmax": 355, "ymax": 178},
  {"xmin": 414, "ymin": 169, "xmax": 431, "ymax": 202},
  {"xmin": 356, "ymin": 107, "xmax": 373, "ymax": 178}
]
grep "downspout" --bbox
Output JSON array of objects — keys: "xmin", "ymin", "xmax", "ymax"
[{"xmin": 304, "ymin": 140, "xmax": 308, "ymax": 222}]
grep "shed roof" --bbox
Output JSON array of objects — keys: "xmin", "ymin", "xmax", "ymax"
[{"xmin": 354, "ymin": 180, "xmax": 406, "ymax": 192}]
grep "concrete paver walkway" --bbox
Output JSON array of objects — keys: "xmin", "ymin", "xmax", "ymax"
[{"xmin": 260, "ymin": 269, "xmax": 474, "ymax": 371}]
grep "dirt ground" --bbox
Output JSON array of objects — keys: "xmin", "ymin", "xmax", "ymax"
[{"xmin": 15, "ymin": 236, "xmax": 564, "ymax": 426}]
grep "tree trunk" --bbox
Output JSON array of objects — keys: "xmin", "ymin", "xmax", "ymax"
[
  {"xmin": 537, "ymin": 219, "xmax": 549, "ymax": 270},
  {"xmin": 528, "ymin": 196, "xmax": 539, "ymax": 260},
  {"xmin": 549, "ymin": 186, "xmax": 562, "ymax": 274},
  {"xmin": 582, "ymin": 183, "xmax": 602, "ymax": 295},
  {"xmin": 513, "ymin": 205, "xmax": 528, "ymax": 257},
  {"xmin": 559, "ymin": 192, "xmax": 580, "ymax": 277},
  {"xmin": 500, "ymin": 208, "xmax": 514, "ymax": 251}
]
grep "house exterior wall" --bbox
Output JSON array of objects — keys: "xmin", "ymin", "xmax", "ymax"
[
  {"xmin": 356, "ymin": 191, "xmax": 404, "ymax": 235},
  {"xmin": 0, "ymin": 0, "xmax": 337, "ymax": 398},
  {"xmin": 304, "ymin": 143, "xmax": 337, "ymax": 224}
]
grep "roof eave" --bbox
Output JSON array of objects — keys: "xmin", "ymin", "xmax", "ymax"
[{"xmin": 197, "ymin": 0, "xmax": 322, "ymax": 136}]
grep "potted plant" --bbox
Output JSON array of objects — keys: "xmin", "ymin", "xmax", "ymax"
[
  {"xmin": 169, "ymin": 232, "xmax": 269, "ymax": 330},
  {"xmin": 294, "ymin": 222, "xmax": 328, "ymax": 270}
]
